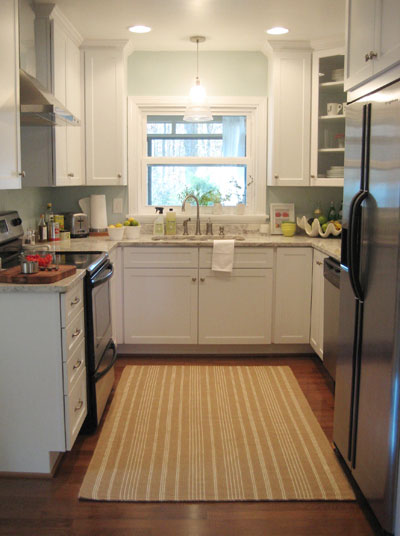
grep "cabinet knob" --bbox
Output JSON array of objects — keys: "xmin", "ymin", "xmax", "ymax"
[
  {"xmin": 74, "ymin": 399, "xmax": 83, "ymax": 412},
  {"xmin": 274, "ymin": 174, "xmax": 279, "ymax": 179},
  {"xmin": 19, "ymin": 171, "xmax": 26, "ymax": 178},
  {"xmin": 72, "ymin": 328, "xmax": 81, "ymax": 338},
  {"xmin": 192, "ymin": 277, "xmax": 197, "ymax": 282},
  {"xmin": 316, "ymin": 260, "xmax": 323, "ymax": 266},
  {"xmin": 67, "ymin": 172, "xmax": 74, "ymax": 177},
  {"xmin": 310, "ymin": 174, "xmax": 315, "ymax": 179},
  {"xmin": 70, "ymin": 297, "xmax": 80, "ymax": 306},
  {"xmin": 200, "ymin": 277, "xmax": 205, "ymax": 282},
  {"xmin": 365, "ymin": 51, "xmax": 378, "ymax": 62},
  {"xmin": 117, "ymin": 173, "xmax": 122, "ymax": 178},
  {"xmin": 73, "ymin": 359, "xmax": 82, "ymax": 370}
]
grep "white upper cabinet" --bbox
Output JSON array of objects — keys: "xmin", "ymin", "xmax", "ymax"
[
  {"xmin": 22, "ymin": 5, "xmax": 83, "ymax": 187},
  {"xmin": 0, "ymin": 0, "xmax": 21, "ymax": 190},
  {"xmin": 310, "ymin": 48, "xmax": 346, "ymax": 187},
  {"xmin": 82, "ymin": 44, "xmax": 128, "ymax": 186},
  {"xmin": 345, "ymin": 0, "xmax": 400, "ymax": 91},
  {"xmin": 267, "ymin": 45, "xmax": 312, "ymax": 187},
  {"xmin": 51, "ymin": 14, "xmax": 83, "ymax": 186}
]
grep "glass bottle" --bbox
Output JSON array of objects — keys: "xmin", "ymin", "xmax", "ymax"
[
  {"xmin": 328, "ymin": 201, "xmax": 336, "ymax": 221},
  {"xmin": 38, "ymin": 214, "xmax": 47, "ymax": 242}
]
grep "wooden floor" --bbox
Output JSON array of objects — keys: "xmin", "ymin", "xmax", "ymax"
[{"xmin": 0, "ymin": 355, "xmax": 382, "ymax": 536}]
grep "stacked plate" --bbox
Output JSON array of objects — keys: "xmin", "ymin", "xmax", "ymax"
[
  {"xmin": 332, "ymin": 68, "xmax": 344, "ymax": 81},
  {"xmin": 326, "ymin": 165, "xmax": 344, "ymax": 178}
]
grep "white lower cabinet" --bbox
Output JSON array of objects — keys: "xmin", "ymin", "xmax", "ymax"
[
  {"xmin": 123, "ymin": 247, "xmax": 273, "ymax": 346},
  {"xmin": 310, "ymin": 250, "xmax": 328, "ymax": 359},
  {"xmin": 0, "ymin": 279, "xmax": 86, "ymax": 474},
  {"xmin": 198, "ymin": 268, "xmax": 272, "ymax": 344},
  {"xmin": 273, "ymin": 247, "xmax": 313, "ymax": 344},
  {"xmin": 124, "ymin": 267, "xmax": 198, "ymax": 344}
]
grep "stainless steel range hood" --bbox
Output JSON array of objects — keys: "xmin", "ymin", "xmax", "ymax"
[{"xmin": 20, "ymin": 69, "xmax": 80, "ymax": 127}]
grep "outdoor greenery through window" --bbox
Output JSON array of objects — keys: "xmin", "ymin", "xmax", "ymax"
[{"xmin": 146, "ymin": 115, "xmax": 247, "ymax": 207}]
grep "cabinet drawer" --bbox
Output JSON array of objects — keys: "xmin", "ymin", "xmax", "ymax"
[
  {"xmin": 124, "ymin": 247, "xmax": 198, "ymax": 268},
  {"xmin": 65, "ymin": 365, "xmax": 87, "ymax": 450},
  {"xmin": 61, "ymin": 281, "xmax": 84, "ymax": 327},
  {"xmin": 63, "ymin": 338, "xmax": 85, "ymax": 393},
  {"xmin": 199, "ymin": 247, "xmax": 273, "ymax": 268},
  {"xmin": 62, "ymin": 308, "xmax": 85, "ymax": 361}
]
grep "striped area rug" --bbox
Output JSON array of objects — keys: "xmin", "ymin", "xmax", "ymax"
[{"xmin": 79, "ymin": 365, "xmax": 355, "ymax": 501}]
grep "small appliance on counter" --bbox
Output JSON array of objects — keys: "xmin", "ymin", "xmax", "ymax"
[{"xmin": 63, "ymin": 212, "xmax": 89, "ymax": 238}]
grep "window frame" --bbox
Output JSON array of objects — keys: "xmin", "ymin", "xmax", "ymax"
[{"xmin": 128, "ymin": 96, "xmax": 267, "ymax": 217}]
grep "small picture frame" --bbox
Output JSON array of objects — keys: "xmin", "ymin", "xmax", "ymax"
[{"xmin": 270, "ymin": 203, "xmax": 295, "ymax": 234}]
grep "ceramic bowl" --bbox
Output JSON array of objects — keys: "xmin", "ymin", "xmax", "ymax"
[
  {"xmin": 124, "ymin": 225, "xmax": 141, "ymax": 239},
  {"xmin": 281, "ymin": 222, "xmax": 297, "ymax": 237},
  {"xmin": 107, "ymin": 226, "xmax": 125, "ymax": 240}
]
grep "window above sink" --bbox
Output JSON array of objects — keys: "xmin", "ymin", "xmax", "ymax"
[{"xmin": 128, "ymin": 97, "xmax": 267, "ymax": 217}]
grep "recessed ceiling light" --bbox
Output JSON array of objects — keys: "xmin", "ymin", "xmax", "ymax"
[
  {"xmin": 129, "ymin": 25, "xmax": 151, "ymax": 34},
  {"xmin": 266, "ymin": 27, "xmax": 289, "ymax": 35}
]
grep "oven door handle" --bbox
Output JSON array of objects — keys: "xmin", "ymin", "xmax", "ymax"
[
  {"xmin": 94, "ymin": 340, "xmax": 117, "ymax": 381},
  {"xmin": 90, "ymin": 261, "xmax": 114, "ymax": 288}
]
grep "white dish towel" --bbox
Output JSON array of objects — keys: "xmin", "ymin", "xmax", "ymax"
[{"xmin": 212, "ymin": 240, "xmax": 235, "ymax": 272}]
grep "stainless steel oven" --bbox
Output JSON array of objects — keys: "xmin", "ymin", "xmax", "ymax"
[{"xmin": 82, "ymin": 254, "xmax": 117, "ymax": 432}]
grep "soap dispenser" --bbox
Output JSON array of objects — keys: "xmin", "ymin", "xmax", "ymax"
[
  {"xmin": 153, "ymin": 207, "xmax": 165, "ymax": 235},
  {"xmin": 165, "ymin": 208, "xmax": 177, "ymax": 235}
]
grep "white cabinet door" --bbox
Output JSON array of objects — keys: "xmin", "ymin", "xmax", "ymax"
[
  {"xmin": 345, "ymin": 0, "xmax": 375, "ymax": 90},
  {"xmin": 53, "ymin": 21, "xmax": 82, "ymax": 186},
  {"xmin": 374, "ymin": 0, "xmax": 400, "ymax": 76},
  {"xmin": 124, "ymin": 268, "xmax": 198, "ymax": 344},
  {"xmin": 310, "ymin": 250, "xmax": 328, "ymax": 359},
  {"xmin": 345, "ymin": 0, "xmax": 400, "ymax": 91},
  {"xmin": 273, "ymin": 248, "xmax": 313, "ymax": 344},
  {"xmin": 83, "ymin": 47, "xmax": 127, "ymax": 185},
  {"xmin": 269, "ymin": 49, "xmax": 311, "ymax": 186},
  {"xmin": 198, "ymin": 268, "xmax": 272, "ymax": 344},
  {"xmin": 310, "ymin": 48, "xmax": 346, "ymax": 188},
  {"xmin": 0, "ymin": 0, "xmax": 21, "ymax": 190}
]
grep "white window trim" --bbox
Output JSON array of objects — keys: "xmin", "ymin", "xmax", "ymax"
[{"xmin": 128, "ymin": 96, "xmax": 267, "ymax": 220}]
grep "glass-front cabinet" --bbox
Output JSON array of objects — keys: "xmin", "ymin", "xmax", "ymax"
[{"xmin": 310, "ymin": 49, "xmax": 346, "ymax": 186}]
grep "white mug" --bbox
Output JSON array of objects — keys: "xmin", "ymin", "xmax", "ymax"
[{"xmin": 327, "ymin": 103, "xmax": 343, "ymax": 116}]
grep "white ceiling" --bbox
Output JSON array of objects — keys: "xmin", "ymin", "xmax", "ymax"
[{"xmin": 36, "ymin": 0, "xmax": 346, "ymax": 51}]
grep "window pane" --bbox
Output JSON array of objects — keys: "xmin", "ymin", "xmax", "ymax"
[
  {"xmin": 146, "ymin": 115, "xmax": 246, "ymax": 157},
  {"xmin": 148, "ymin": 165, "xmax": 246, "ymax": 207},
  {"xmin": 150, "ymin": 139, "xmax": 223, "ymax": 157}
]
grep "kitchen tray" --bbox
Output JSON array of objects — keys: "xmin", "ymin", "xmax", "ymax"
[{"xmin": 0, "ymin": 265, "xmax": 77, "ymax": 284}]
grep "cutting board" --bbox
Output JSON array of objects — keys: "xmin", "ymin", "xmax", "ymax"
[{"xmin": 0, "ymin": 265, "xmax": 77, "ymax": 284}]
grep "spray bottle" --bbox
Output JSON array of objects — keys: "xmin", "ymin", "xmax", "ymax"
[{"xmin": 153, "ymin": 207, "xmax": 165, "ymax": 235}]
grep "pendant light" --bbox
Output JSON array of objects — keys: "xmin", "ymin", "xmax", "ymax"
[{"xmin": 183, "ymin": 36, "xmax": 213, "ymax": 122}]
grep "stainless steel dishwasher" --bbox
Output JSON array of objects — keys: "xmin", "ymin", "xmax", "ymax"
[{"xmin": 323, "ymin": 257, "xmax": 341, "ymax": 380}]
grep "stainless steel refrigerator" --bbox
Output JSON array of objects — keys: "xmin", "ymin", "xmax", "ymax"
[{"xmin": 333, "ymin": 79, "xmax": 400, "ymax": 534}]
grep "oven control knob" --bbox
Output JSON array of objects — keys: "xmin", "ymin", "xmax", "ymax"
[{"xmin": 11, "ymin": 217, "xmax": 22, "ymax": 226}]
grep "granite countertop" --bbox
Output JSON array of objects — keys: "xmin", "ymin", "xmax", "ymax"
[
  {"xmin": 0, "ymin": 233, "xmax": 341, "ymax": 292},
  {"xmin": 41, "ymin": 233, "xmax": 341, "ymax": 261}
]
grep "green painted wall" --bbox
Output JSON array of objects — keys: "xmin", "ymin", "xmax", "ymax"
[{"xmin": 128, "ymin": 51, "xmax": 269, "ymax": 96}]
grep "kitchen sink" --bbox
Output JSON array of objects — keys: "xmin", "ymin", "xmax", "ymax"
[{"xmin": 151, "ymin": 235, "xmax": 245, "ymax": 241}]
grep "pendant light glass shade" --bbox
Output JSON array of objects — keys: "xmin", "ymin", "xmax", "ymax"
[{"xmin": 184, "ymin": 37, "xmax": 213, "ymax": 122}]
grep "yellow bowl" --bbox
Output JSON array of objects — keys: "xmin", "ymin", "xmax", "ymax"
[{"xmin": 281, "ymin": 223, "xmax": 296, "ymax": 237}]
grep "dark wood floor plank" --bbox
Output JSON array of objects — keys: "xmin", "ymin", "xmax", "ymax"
[{"xmin": 0, "ymin": 355, "xmax": 381, "ymax": 536}]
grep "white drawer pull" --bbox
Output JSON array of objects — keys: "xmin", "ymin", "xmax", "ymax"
[
  {"xmin": 73, "ymin": 359, "xmax": 82, "ymax": 370},
  {"xmin": 72, "ymin": 328, "xmax": 81, "ymax": 338},
  {"xmin": 70, "ymin": 297, "xmax": 80, "ymax": 306},
  {"xmin": 74, "ymin": 399, "xmax": 83, "ymax": 412}
]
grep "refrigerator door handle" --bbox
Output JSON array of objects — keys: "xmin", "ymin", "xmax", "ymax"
[{"xmin": 348, "ymin": 190, "xmax": 368, "ymax": 301}]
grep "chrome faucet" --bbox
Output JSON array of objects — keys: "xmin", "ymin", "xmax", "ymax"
[{"xmin": 181, "ymin": 194, "xmax": 201, "ymax": 235}]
